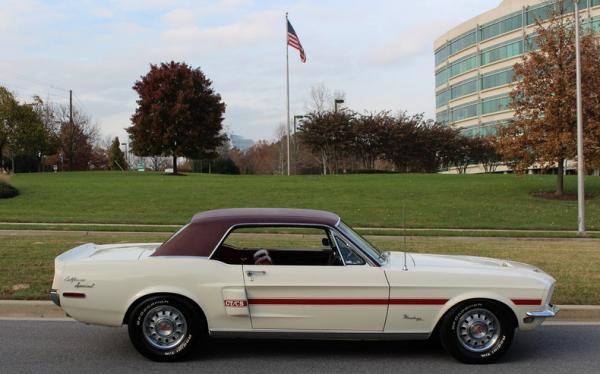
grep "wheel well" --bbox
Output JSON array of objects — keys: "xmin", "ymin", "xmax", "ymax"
[
  {"xmin": 122, "ymin": 293, "xmax": 208, "ymax": 328},
  {"xmin": 431, "ymin": 298, "xmax": 518, "ymax": 339}
]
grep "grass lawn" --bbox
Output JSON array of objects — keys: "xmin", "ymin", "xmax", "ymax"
[
  {"xmin": 3, "ymin": 171, "xmax": 600, "ymax": 230},
  {"xmin": 1, "ymin": 233, "xmax": 598, "ymax": 305}
]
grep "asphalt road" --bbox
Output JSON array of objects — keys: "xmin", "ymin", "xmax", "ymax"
[{"xmin": 1, "ymin": 321, "xmax": 599, "ymax": 374}]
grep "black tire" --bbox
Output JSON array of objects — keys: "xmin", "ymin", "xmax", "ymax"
[
  {"xmin": 439, "ymin": 300, "xmax": 515, "ymax": 364},
  {"xmin": 127, "ymin": 295, "xmax": 205, "ymax": 362}
]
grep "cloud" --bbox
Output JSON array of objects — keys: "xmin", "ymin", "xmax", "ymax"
[
  {"xmin": 367, "ymin": 22, "xmax": 455, "ymax": 66},
  {"xmin": 160, "ymin": 10, "xmax": 280, "ymax": 52}
]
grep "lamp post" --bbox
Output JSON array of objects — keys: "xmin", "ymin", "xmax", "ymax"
[
  {"xmin": 574, "ymin": 0, "xmax": 586, "ymax": 235},
  {"xmin": 293, "ymin": 115, "xmax": 305, "ymax": 135},
  {"xmin": 334, "ymin": 99, "xmax": 344, "ymax": 112},
  {"xmin": 292, "ymin": 115, "xmax": 305, "ymax": 174},
  {"xmin": 121, "ymin": 142, "xmax": 129, "ymax": 169}
]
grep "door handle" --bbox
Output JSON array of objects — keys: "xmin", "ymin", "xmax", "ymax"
[{"xmin": 246, "ymin": 270, "xmax": 267, "ymax": 277}]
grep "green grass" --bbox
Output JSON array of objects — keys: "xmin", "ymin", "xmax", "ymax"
[
  {"xmin": 1, "ymin": 233, "xmax": 598, "ymax": 304},
  {"xmin": 3, "ymin": 171, "xmax": 600, "ymax": 230}
]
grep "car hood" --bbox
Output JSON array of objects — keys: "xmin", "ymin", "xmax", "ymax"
[{"xmin": 385, "ymin": 251, "xmax": 541, "ymax": 272}]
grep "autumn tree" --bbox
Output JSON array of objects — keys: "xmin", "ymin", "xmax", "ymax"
[
  {"xmin": 350, "ymin": 111, "xmax": 390, "ymax": 170},
  {"xmin": 497, "ymin": 3, "xmax": 600, "ymax": 195},
  {"xmin": 57, "ymin": 105, "xmax": 96, "ymax": 171},
  {"xmin": 297, "ymin": 110, "xmax": 354, "ymax": 174},
  {"xmin": 107, "ymin": 137, "xmax": 126, "ymax": 170},
  {"xmin": 127, "ymin": 61, "xmax": 226, "ymax": 175}
]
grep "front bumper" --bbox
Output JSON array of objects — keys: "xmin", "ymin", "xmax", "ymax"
[
  {"xmin": 50, "ymin": 289, "xmax": 60, "ymax": 307},
  {"xmin": 524, "ymin": 304, "xmax": 559, "ymax": 322}
]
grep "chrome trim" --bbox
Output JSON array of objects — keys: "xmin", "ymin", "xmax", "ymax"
[
  {"xmin": 209, "ymin": 329, "xmax": 430, "ymax": 341},
  {"xmin": 50, "ymin": 289, "xmax": 60, "ymax": 307},
  {"xmin": 526, "ymin": 304, "xmax": 559, "ymax": 318}
]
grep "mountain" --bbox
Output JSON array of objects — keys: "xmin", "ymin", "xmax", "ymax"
[{"xmin": 229, "ymin": 134, "xmax": 255, "ymax": 151}]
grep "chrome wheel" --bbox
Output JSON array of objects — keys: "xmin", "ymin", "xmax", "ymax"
[
  {"xmin": 142, "ymin": 305, "xmax": 188, "ymax": 350},
  {"xmin": 456, "ymin": 308, "xmax": 501, "ymax": 353}
]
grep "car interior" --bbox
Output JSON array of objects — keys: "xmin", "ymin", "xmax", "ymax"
[
  {"xmin": 211, "ymin": 238, "xmax": 344, "ymax": 266},
  {"xmin": 211, "ymin": 226, "xmax": 346, "ymax": 266}
]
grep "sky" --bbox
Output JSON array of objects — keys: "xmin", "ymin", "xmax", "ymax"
[{"xmin": 0, "ymin": 0, "xmax": 501, "ymax": 143}]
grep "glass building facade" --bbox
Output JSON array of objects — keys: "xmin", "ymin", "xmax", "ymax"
[{"xmin": 434, "ymin": 0, "xmax": 600, "ymax": 138}]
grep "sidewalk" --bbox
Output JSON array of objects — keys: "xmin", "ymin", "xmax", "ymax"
[{"xmin": 1, "ymin": 301, "xmax": 599, "ymax": 322}]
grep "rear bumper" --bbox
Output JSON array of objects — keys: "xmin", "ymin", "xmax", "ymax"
[{"xmin": 50, "ymin": 289, "xmax": 60, "ymax": 307}]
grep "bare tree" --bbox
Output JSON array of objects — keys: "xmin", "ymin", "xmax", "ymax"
[{"xmin": 306, "ymin": 84, "xmax": 347, "ymax": 114}]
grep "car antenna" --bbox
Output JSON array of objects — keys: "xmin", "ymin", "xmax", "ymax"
[{"xmin": 402, "ymin": 206, "xmax": 408, "ymax": 271}]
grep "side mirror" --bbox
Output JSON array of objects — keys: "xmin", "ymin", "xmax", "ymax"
[{"xmin": 322, "ymin": 238, "xmax": 330, "ymax": 247}]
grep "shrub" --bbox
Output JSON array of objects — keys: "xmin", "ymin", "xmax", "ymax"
[{"xmin": 0, "ymin": 181, "xmax": 19, "ymax": 199}]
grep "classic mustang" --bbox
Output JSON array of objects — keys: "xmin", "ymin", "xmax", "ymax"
[{"xmin": 51, "ymin": 208, "xmax": 558, "ymax": 364}]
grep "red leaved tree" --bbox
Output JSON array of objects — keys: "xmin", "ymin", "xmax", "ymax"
[{"xmin": 127, "ymin": 61, "xmax": 226, "ymax": 174}]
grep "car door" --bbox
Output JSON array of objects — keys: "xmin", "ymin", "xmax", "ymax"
[{"xmin": 243, "ymin": 229, "xmax": 389, "ymax": 331}]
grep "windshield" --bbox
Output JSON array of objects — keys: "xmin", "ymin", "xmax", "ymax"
[{"xmin": 337, "ymin": 222, "xmax": 385, "ymax": 265}]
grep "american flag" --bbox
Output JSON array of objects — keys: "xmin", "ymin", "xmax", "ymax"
[{"xmin": 287, "ymin": 20, "xmax": 306, "ymax": 63}]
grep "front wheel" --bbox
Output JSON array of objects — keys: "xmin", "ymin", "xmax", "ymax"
[
  {"xmin": 440, "ymin": 301, "xmax": 515, "ymax": 364},
  {"xmin": 128, "ymin": 296, "xmax": 205, "ymax": 361}
]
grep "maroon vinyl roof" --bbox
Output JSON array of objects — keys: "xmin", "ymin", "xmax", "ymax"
[{"xmin": 152, "ymin": 208, "xmax": 340, "ymax": 257}]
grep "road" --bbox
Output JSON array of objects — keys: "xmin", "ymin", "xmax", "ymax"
[{"xmin": 1, "ymin": 320, "xmax": 599, "ymax": 373}]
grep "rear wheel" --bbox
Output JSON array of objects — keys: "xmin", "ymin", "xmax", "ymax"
[
  {"xmin": 440, "ymin": 301, "xmax": 515, "ymax": 364},
  {"xmin": 128, "ymin": 296, "xmax": 205, "ymax": 361}
]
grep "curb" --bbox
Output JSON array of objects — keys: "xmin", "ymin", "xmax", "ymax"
[{"xmin": 1, "ymin": 301, "xmax": 600, "ymax": 322}]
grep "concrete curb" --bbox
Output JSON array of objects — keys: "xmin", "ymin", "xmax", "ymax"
[{"xmin": 1, "ymin": 301, "xmax": 599, "ymax": 322}]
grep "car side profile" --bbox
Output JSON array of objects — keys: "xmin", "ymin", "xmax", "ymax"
[{"xmin": 51, "ymin": 208, "xmax": 558, "ymax": 364}]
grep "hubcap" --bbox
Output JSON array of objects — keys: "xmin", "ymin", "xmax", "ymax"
[
  {"xmin": 456, "ymin": 308, "xmax": 501, "ymax": 353},
  {"xmin": 142, "ymin": 305, "xmax": 188, "ymax": 350}
]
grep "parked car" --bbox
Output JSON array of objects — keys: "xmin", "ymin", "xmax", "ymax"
[{"xmin": 51, "ymin": 208, "xmax": 557, "ymax": 363}]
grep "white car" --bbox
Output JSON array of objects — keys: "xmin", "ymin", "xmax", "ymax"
[{"xmin": 51, "ymin": 208, "xmax": 558, "ymax": 363}]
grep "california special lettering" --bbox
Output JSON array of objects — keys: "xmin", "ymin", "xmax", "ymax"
[{"xmin": 64, "ymin": 276, "xmax": 95, "ymax": 289}]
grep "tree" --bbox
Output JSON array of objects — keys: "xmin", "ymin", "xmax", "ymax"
[
  {"xmin": 127, "ymin": 61, "xmax": 227, "ymax": 175},
  {"xmin": 107, "ymin": 137, "xmax": 126, "ymax": 170},
  {"xmin": 297, "ymin": 110, "xmax": 354, "ymax": 174},
  {"xmin": 497, "ymin": 2, "xmax": 600, "ymax": 195},
  {"xmin": 350, "ymin": 112, "xmax": 389, "ymax": 170},
  {"xmin": 57, "ymin": 105, "xmax": 96, "ymax": 171}
]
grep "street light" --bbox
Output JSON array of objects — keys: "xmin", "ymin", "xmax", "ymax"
[
  {"xmin": 293, "ymin": 115, "xmax": 305, "ymax": 134},
  {"xmin": 121, "ymin": 142, "xmax": 129, "ymax": 168},
  {"xmin": 574, "ymin": 0, "xmax": 586, "ymax": 235},
  {"xmin": 334, "ymin": 99, "xmax": 345, "ymax": 112}
]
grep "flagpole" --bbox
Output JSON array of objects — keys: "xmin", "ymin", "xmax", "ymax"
[{"xmin": 285, "ymin": 12, "xmax": 291, "ymax": 176}]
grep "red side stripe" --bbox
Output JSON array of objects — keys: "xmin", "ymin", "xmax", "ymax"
[
  {"xmin": 511, "ymin": 299, "xmax": 542, "ymax": 306},
  {"xmin": 248, "ymin": 298, "xmax": 448, "ymax": 306},
  {"xmin": 389, "ymin": 298, "xmax": 448, "ymax": 305},
  {"xmin": 249, "ymin": 298, "xmax": 388, "ymax": 305}
]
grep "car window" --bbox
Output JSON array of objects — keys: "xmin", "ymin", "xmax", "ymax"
[
  {"xmin": 333, "ymin": 234, "xmax": 366, "ymax": 265},
  {"xmin": 211, "ymin": 226, "xmax": 344, "ymax": 266}
]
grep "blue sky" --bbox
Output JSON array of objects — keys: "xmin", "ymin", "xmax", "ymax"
[{"xmin": 0, "ymin": 0, "xmax": 500, "ymax": 142}]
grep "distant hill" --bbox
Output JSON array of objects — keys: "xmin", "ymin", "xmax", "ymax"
[{"xmin": 230, "ymin": 134, "xmax": 255, "ymax": 151}]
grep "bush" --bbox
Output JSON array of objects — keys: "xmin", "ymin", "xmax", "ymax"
[{"xmin": 0, "ymin": 181, "xmax": 19, "ymax": 199}]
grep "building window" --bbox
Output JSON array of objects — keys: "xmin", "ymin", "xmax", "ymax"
[
  {"xmin": 436, "ymin": 89, "xmax": 451, "ymax": 108},
  {"xmin": 451, "ymin": 78, "xmax": 478, "ymax": 100},
  {"xmin": 436, "ymin": 110, "xmax": 450, "ymax": 124},
  {"xmin": 435, "ymin": 44, "xmax": 450, "ymax": 65},
  {"xmin": 450, "ymin": 30, "xmax": 477, "ymax": 55},
  {"xmin": 450, "ymin": 54, "xmax": 479, "ymax": 78},
  {"xmin": 481, "ymin": 68, "xmax": 514, "ymax": 90},
  {"xmin": 480, "ymin": 39, "xmax": 523, "ymax": 66},
  {"xmin": 527, "ymin": 3, "xmax": 554, "ymax": 25},
  {"xmin": 479, "ymin": 13, "xmax": 523, "ymax": 41},
  {"xmin": 451, "ymin": 101, "xmax": 479, "ymax": 122},
  {"xmin": 436, "ymin": 66, "xmax": 450, "ymax": 87},
  {"xmin": 481, "ymin": 95, "xmax": 511, "ymax": 115}
]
